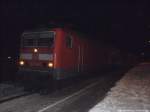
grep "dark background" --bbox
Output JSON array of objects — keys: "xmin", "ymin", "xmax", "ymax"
[
  {"xmin": 0, "ymin": 0, "xmax": 150, "ymax": 82},
  {"xmin": 0, "ymin": 0, "xmax": 150, "ymax": 66}
]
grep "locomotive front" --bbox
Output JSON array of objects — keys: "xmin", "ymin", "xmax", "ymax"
[{"xmin": 17, "ymin": 31, "xmax": 55, "ymax": 86}]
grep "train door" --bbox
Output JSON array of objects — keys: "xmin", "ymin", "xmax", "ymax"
[{"xmin": 77, "ymin": 45, "xmax": 84, "ymax": 72}]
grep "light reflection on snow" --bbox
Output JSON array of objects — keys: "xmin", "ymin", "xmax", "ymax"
[{"xmin": 89, "ymin": 63, "xmax": 150, "ymax": 112}]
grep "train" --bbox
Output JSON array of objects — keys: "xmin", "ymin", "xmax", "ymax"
[{"xmin": 17, "ymin": 24, "xmax": 131, "ymax": 89}]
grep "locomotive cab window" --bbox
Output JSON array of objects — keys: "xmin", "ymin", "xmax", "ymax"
[
  {"xmin": 22, "ymin": 31, "xmax": 55, "ymax": 48},
  {"xmin": 23, "ymin": 38, "xmax": 34, "ymax": 46},
  {"xmin": 66, "ymin": 35, "xmax": 73, "ymax": 48},
  {"xmin": 38, "ymin": 32, "xmax": 55, "ymax": 47},
  {"xmin": 22, "ymin": 33, "xmax": 37, "ymax": 47}
]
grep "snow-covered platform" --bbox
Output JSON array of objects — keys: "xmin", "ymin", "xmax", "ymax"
[{"xmin": 89, "ymin": 63, "xmax": 150, "ymax": 112}]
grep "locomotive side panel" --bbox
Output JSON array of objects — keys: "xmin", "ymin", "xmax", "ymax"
[
  {"xmin": 54, "ymin": 30, "xmax": 81, "ymax": 80},
  {"xmin": 52, "ymin": 29, "xmax": 63, "ymax": 80},
  {"xmin": 80, "ymin": 40, "xmax": 106, "ymax": 74}
]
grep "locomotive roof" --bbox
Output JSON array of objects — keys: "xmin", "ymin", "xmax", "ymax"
[
  {"xmin": 23, "ymin": 23, "xmax": 65, "ymax": 33},
  {"xmin": 23, "ymin": 27, "xmax": 58, "ymax": 33}
]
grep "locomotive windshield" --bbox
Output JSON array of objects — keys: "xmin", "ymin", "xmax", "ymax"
[{"xmin": 22, "ymin": 31, "xmax": 55, "ymax": 47}]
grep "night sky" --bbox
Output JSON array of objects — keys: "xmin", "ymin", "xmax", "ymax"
[{"xmin": 0, "ymin": 0, "xmax": 150, "ymax": 58}]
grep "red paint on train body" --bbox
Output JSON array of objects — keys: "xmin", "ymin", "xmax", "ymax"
[{"xmin": 18, "ymin": 26, "xmax": 121, "ymax": 81}]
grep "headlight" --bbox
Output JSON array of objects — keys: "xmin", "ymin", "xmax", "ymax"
[
  {"xmin": 48, "ymin": 62, "xmax": 53, "ymax": 68},
  {"xmin": 19, "ymin": 60, "xmax": 24, "ymax": 66},
  {"xmin": 34, "ymin": 48, "xmax": 38, "ymax": 53}
]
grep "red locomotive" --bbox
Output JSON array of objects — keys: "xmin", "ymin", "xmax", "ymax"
[{"xmin": 17, "ymin": 25, "xmax": 122, "ymax": 88}]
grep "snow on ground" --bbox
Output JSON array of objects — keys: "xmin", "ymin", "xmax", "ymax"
[{"xmin": 89, "ymin": 63, "xmax": 150, "ymax": 112}]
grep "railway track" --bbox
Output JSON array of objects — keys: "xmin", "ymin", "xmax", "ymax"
[
  {"xmin": 0, "ymin": 81, "xmax": 51, "ymax": 104},
  {"xmin": 0, "ymin": 91, "xmax": 35, "ymax": 104}
]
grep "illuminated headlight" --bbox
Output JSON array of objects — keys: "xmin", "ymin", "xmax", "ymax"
[
  {"xmin": 34, "ymin": 48, "xmax": 38, "ymax": 53},
  {"xmin": 19, "ymin": 61, "xmax": 24, "ymax": 66},
  {"xmin": 48, "ymin": 62, "xmax": 53, "ymax": 68}
]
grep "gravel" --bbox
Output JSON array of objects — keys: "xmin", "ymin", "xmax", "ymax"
[{"xmin": 0, "ymin": 83, "xmax": 24, "ymax": 99}]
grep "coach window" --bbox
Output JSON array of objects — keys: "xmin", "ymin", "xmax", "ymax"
[{"xmin": 66, "ymin": 35, "xmax": 73, "ymax": 48}]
